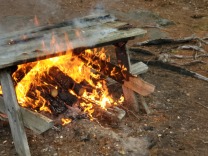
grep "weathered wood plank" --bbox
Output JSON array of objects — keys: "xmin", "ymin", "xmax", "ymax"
[
  {"xmin": 123, "ymin": 76, "xmax": 155, "ymax": 96},
  {"xmin": 115, "ymin": 42, "xmax": 139, "ymax": 111},
  {"xmin": 130, "ymin": 61, "xmax": 149, "ymax": 75},
  {"xmin": 0, "ymin": 14, "xmax": 115, "ymax": 42},
  {"xmin": 0, "ymin": 20, "xmax": 146, "ymax": 69},
  {"xmin": 0, "ymin": 68, "xmax": 31, "ymax": 156},
  {"xmin": 0, "ymin": 21, "xmax": 127, "ymax": 46},
  {"xmin": 0, "ymin": 97, "xmax": 54, "ymax": 134}
]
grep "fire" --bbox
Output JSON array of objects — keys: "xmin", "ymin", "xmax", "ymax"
[
  {"xmin": 0, "ymin": 27, "xmax": 125, "ymax": 120},
  {"xmin": 0, "ymin": 86, "xmax": 2, "ymax": 95},
  {"xmin": 61, "ymin": 118, "xmax": 72, "ymax": 126}
]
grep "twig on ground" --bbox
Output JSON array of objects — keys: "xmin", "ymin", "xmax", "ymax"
[
  {"xmin": 181, "ymin": 60, "xmax": 207, "ymax": 66},
  {"xmin": 158, "ymin": 53, "xmax": 208, "ymax": 61},
  {"xmin": 177, "ymin": 45, "xmax": 207, "ymax": 53},
  {"xmin": 140, "ymin": 24, "xmax": 162, "ymax": 29},
  {"xmin": 120, "ymin": 105, "xmax": 141, "ymax": 121},
  {"xmin": 197, "ymin": 102, "xmax": 208, "ymax": 110},
  {"xmin": 202, "ymin": 140, "xmax": 208, "ymax": 144},
  {"xmin": 129, "ymin": 47, "xmax": 156, "ymax": 56}
]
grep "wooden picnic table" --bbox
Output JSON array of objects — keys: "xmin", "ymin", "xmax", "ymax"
[{"xmin": 0, "ymin": 14, "xmax": 146, "ymax": 156}]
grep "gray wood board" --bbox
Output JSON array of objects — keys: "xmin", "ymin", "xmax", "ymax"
[
  {"xmin": 0, "ymin": 14, "xmax": 115, "ymax": 41},
  {"xmin": 0, "ymin": 69, "xmax": 31, "ymax": 156},
  {"xmin": 0, "ymin": 95, "xmax": 54, "ymax": 134},
  {"xmin": 0, "ymin": 15, "xmax": 146, "ymax": 69}
]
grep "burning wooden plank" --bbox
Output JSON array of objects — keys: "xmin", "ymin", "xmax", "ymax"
[
  {"xmin": 78, "ymin": 53, "xmax": 155, "ymax": 96},
  {"xmin": 0, "ymin": 96, "xmax": 54, "ymax": 134},
  {"xmin": 12, "ymin": 62, "xmax": 37, "ymax": 86},
  {"xmin": 107, "ymin": 62, "xmax": 149, "ymax": 85}
]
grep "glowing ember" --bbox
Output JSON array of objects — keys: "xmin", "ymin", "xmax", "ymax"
[
  {"xmin": 61, "ymin": 118, "xmax": 72, "ymax": 126},
  {"xmin": 0, "ymin": 86, "xmax": 2, "ymax": 95}
]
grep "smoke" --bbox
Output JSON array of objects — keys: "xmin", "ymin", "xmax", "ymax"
[
  {"xmin": 0, "ymin": 24, "xmax": 5, "ymax": 34},
  {"xmin": 0, "ymin": 0, "xmax": 119, "ymax": 49},
  {"xmin": 33, "ymin": 0, "xmax": 61, "ymax": 22}
]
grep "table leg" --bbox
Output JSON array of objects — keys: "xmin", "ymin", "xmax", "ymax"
[
  {"xmin": 114, "ymin": 42, "xmax": 139, "ymax": 112},
  {"xmin": 0, "ymin": 68, "xmax": 31, "ymax": 156}
]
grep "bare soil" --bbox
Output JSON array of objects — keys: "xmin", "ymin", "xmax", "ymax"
[{"xmin": 0, "ymin": 0, "xmax": 208, "ymax": 156}]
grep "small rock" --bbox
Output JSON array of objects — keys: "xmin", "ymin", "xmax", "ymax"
[
  {"xmin": 80, "ymin": 134, "xmax": 90, "ymax": 142},
  {"xmin": 3, "ymin": 140, "xmax": 7, "ymax": 144},
  {"xmin": 156, "ymin": 18, "xmax": 175, "ymax": 26},
  {"xmin": 186, "ymin": 93, "xmax": 190, "ymax": 96},
  {"xmin": 118, "ymin": 148, "xmax": 126, "ymax": 155}
]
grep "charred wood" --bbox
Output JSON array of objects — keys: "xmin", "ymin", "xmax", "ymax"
[
  {"xmin": 48, "ymin": 66, "xmax": 87, "ymax": 96},
  {"xmin": 78, "ymin": 52, "xmax": 155, "ymax": 96},
  {"xmin": 34, "ymin": 85, "xmax": 67, "ymax": 115},
  {"xmin": 58, "ymin": 88, "xmax": 78, "ymax": 105},
  {"xmin": 132, "ymin": 59, "xmax": 208, "ymax": 82},
  {"xmin": 39, "ymin": 73, "xmax": 78, "ymax": 105},
  {"xmin": 12, "ymin": 62, "xmax": 37, "ymax": 86},
  {"xmin": 134, "ymin": 35, "xmax": 208, "ymax": 46}
]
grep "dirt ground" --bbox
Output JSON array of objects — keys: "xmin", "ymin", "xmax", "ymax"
[{"xmin": 0, "ymin": 0, "xmax": 208, "ymax": 155}]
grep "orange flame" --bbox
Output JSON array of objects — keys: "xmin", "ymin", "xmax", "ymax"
[
  {"xmin": 0, "ymin": 86, "xmax": 2, "ymax": 95},
  {"xmin": 61, "ymin": 118, "xmax": 72, "ymax": 126},
  {"xmin": 0, "ymin": 31, "xmax": 126, "ymax": 119}
]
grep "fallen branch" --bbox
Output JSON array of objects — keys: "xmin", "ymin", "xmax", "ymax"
[
  {"xmin": 134, "ymin": 35, "xmax": 208, "ymax": 46},
  {"xmin": 181, "ymin": 60, "xmax": 207, "ymax": 66},
  {"xmin": 178, "ymin": 45, "xmax": 206, "ymax": 53},
  {"xmin": 131, "ymin": 58, "xmax": 208, "ymax": 82},
  {"xmin": 158, "ymin": 53, "xmax": 208, "ymax": 62},
  {"xmin": 129, "ymin": 47, "xmax": 156, "ymax": 56},
  {"xmin": 196, "ymin": 102, "xmax": 208, "ymax": 110},
  {"xmin": 140, "ymin": 24, "xmax": 162, "ymax": 29}
]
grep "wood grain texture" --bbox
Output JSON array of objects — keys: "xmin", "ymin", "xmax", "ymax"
[
  {"xmin": 0, "ymin": 68, "xmax": 31, "ymax": 156},
  {"xmin": 115, "ymin": 42, "xmax": 139, "ymax": 111},
  {"xmin": 0, "ymin": 14, "xmax": 146, "ymax": 69},
  {"xmin": 0, "ymin": 97, "xmax": 54, "ymax": 134}
]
